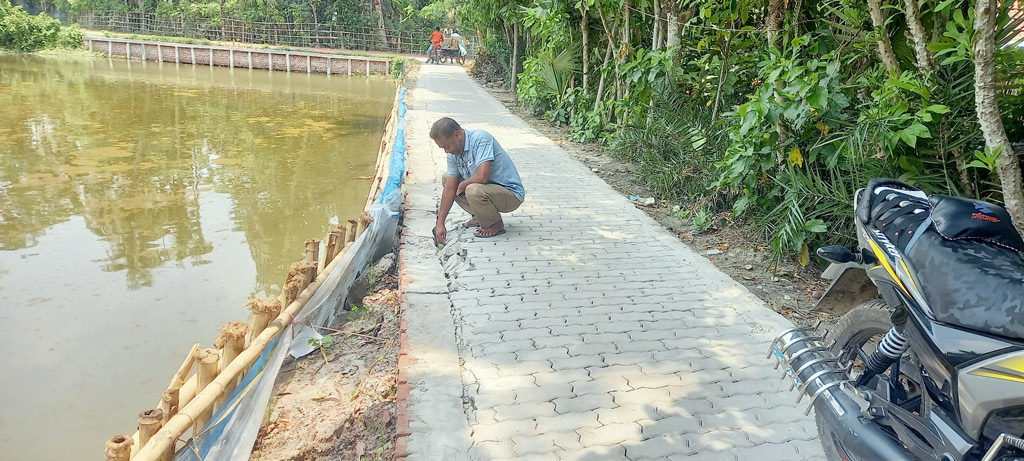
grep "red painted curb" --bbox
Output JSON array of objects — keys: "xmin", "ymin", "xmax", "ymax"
[
  {"xmin": 395, "ymin": 435, "xmax": 410, "ymax": 459},
  {"xmin": 396, "ymin": 414, "xmax": 412, "ymax": 437},
  {"xmin": 396, "ymin": 383, "xmax": 411, "ymax": 401}
]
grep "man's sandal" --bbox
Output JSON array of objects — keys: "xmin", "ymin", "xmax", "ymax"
[{"xmin": 475, "ymin": 229, "xmax": 506, "ymax": 238}]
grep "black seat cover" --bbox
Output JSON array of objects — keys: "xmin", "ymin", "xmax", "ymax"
[{"xmin": 907, "ymin": 230, "xmax": 1024, "ymax": 341}]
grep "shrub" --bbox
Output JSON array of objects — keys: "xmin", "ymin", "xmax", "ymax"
[{"xmin": 0, "ymin": 0, "xmax": 82, "ymax": 52}]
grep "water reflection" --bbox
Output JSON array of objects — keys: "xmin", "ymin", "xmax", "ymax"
[
  {"xmin": 0, "ymin": 54, "xmax": 394, "ymax": 459},
  {"xmin": 0, "ymin": 54, "xmax": 392, "ymax": 292}
]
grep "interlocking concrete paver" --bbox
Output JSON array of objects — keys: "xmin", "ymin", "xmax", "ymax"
[{"xmin": 401, "ymin": 63, "xmax": 823, "ymax": 460}]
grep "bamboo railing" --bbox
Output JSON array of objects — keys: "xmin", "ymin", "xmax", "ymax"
[{"xmin": 105, "ymin": 85, "xmax": 404, "ymax": 461}]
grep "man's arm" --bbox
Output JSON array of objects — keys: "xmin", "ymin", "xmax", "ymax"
[
  {"xmin": 455, "ymin": 161, "xmax": 491, "ymax": 196},
  {"xmin": 435, "ymin": 174, "xmax": 459, "ymax": 245}
]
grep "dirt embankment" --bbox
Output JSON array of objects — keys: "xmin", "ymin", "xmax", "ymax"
[
  {"xmin": 250, "ymin": 265, "xmax": 401, "ymax": 461},
  {"xmin": 476, "ymin": 82, "xmax": 833, "ymax": 327}
]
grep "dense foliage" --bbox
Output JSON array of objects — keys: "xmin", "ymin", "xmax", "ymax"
[
  {"xmin": 1, "ymin": 0, "xmax": 82, "ymax": 51},
  {"xmin": 21, "ymin": 0, "xmax": 440, "ymax": 35},
  {"xmin": 458, "ymin": 0, "xmax": 1024, "ymax": 263}
]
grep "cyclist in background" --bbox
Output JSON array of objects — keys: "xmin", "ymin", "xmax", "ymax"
[{"xmin": 429, "ymin": 27, "xmax": 444, "ymax": 55}]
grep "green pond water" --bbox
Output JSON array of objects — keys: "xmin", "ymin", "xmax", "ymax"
[{"xmin": 0, "ymin": 53, "xmax": 395, "ymax": 460}]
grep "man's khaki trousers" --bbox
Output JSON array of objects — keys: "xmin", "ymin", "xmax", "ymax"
[{"xmin": 449, "ymin": 178, "xmax": 522, "ymax": 228}]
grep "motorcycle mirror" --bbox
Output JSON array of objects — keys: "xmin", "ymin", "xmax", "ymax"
[{"xmin": 817, "ymin": 245, "xmax": 861, "ymax": 264}]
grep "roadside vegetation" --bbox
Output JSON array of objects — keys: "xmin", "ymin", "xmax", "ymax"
[
  {"xmin": 457, "ymin": 0, "xmax": 1024, "ymax": 264},
  {"xmin": 1, "ymin": 0, "xmax": 82, "ymax": 51}
]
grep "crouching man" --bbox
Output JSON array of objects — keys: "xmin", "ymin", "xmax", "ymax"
[{"xmin": 430, "ymin": 117, "xmax": 526, "ymax": 245}]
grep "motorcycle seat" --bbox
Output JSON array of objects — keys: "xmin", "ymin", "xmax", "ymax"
[
  {"xmin": 907, "ymin": 230, "xmax": 1024, "ymax": 341},
  {"xmin": 858, "ymin": 179, "xmax": 1024, "ymax": 340}
]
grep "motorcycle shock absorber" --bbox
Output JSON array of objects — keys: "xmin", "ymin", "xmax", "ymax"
[{"xmin": 856, "ymin": 307, "xmax": 911, "ymax": 387}]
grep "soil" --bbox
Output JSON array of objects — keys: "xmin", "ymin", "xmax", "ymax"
[
  {"xmin": 474, "ymin": 80, "xmax": 835, "ymax": 327},
  {"xmin": 250, "ymin": 271, "xmax": 402, "ymax": 461}
]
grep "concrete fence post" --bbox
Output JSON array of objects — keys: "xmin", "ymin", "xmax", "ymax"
[
  {"xmin": 229, "ymin": 49, "xmax": 233, "ymax": 68},
  {"xmin": 366, "ymin": 60, "xmax": 370, "ymax": 75},
  {"xmin": 190, "ymin": 47, "xmax": 195, "ymax": 65},
  {"xmin": 125, "ymin": 42, "xmax": 130, "ymax": 60},
  {"xmin": 348, "ymin": 58, "xmax": 352, "ymax": 76},
  {"xmin": 108, "ymin": 40, "xmax": 112, "ymax": 56},
  {"xmin": 248, "ymin": 51, "xmax": 252, "ymax": 70},
  {"xmin": 141, "ymin": 43, "xmax": 146, "ymax": 61},
  {"xmin": 268, "ymin": 52, "xmax": 272, "ymax": 71},
  {"xmin": 306, "ymin": 55, "xmax": 310, "ymax": 73},
  {"xmin": 209, "ymin": 48, "xmax": 213, "ymax": 67},
  {"xmin": 327, "ymin": 57, "xmax": 331, "ymax": 75},
  {"xmin": 286, "ymin": 53, "xmax": 291, "ymax": 72},
  {"xmin": 156, "ymin": 43, "xmax": 160, "ymax": 61}
]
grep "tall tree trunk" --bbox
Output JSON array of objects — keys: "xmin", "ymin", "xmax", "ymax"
[
  {"xmin": 373, "ymin": 0, "xmax": 388, "ymax": 49},
  {"xmin": 904, "ymin": 0, "xmax": 933, "ymax": 72},
  {"xmin": 594, "ymin": 41, "xmax": 614, "ymax": 112},
  {"xmin": 622, "ymin": 0, "xmax": 631, "ymax": 47},
  {"xmin": 652, "ymin": 0, "xmax": 661, "ymax": 50},
  {"xmin": 867, "ymin": 0, "xmax": 900, "ymax": 71},
  {"xmin": 666, "ymin": 11, "xmax": 680, "ymax": 48},
  {"xmin": 711, "ymin": 30, "xmax": 734, "ymax": 121},
  {"xmin": 974, "ymin": 0, "xmax": 1024, "ymax": 232},
  {"xmin": 580, "ymin": 3, "xmax": 590, "ymax": 92},
  {"xmin": 766, "ymin": 0, "xmax": 785, "ymax": 45},
  {"xmin": 511, "ymin": 23, "xmax": 520, "ymax": 98}
]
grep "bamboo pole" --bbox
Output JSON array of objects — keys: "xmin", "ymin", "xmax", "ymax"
[
  {"xmin": 288, "ymin": 261, "xmax": 317, "ymax": 290},
  {"xmin": 357, "ymin": 212, "xmax": 374, "ymax": 237},
  {"xmin": 193, "ymin": 348, "xmax": 220, "ymax": 433},
  {"xmin": 218, "ymin": 322, "xmax": 249, "ymax": 374},
  {"xmin": 217, "ymin": 322, "xmax": 248, "ymax": 405},
  {"xmin": 345, "ymin": 220, "xmax": 357, "ymax": 244},
  {"xmin": 138, "ymin": 409, "xmax": 164, "ymax": 449},
  {"xmin": 134, "ymin": 240, "xmax": 358, "ymax": 460},
  {"xmin": 247, "ymin": 298, "xmax": 281, "ymax": 341},
  {"xmin": 156, "ymin": 343, "xmax": 198, "ymax": 424},
  {"xmin": 322, "ymin": 231, "xmax": 339, "ymax": 273},
  {"xmin": 304, "ymin": 238, "xmax": 320, "ymax": 276},
  {"xmin": 105, "ymin": 434, "xmax": 133, "ymax": 461}
]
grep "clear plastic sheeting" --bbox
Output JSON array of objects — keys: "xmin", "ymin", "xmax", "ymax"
[{"xmin": 172, "ymin": 87, "xmax": 408, "ymax": 461}]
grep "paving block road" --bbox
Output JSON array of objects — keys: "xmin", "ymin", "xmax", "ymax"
[{"xmin": 398, "ymin": 62, "xmax": 826, "ymax": 460}]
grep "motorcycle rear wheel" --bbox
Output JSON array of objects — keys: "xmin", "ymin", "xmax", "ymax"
[{"xmin": 816, "ymin": 300, "xmax": 895, "ymax": 461}]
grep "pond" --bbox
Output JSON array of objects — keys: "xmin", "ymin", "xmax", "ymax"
[{"xmin": 0, "ymin": 53, "xmax": 395, "ymax": 459}]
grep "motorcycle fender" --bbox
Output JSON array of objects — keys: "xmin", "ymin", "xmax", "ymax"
[{"xmin": 814, "ymin": 263, "xmax": 878, "ymax": 315}]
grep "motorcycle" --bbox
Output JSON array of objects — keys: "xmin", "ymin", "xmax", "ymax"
[{"xmin": 770, "ymin": 178, "xmax": 1024, "ymax": 461}]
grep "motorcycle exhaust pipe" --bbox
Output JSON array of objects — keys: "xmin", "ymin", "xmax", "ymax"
[{"xmin": 770, "ymin": 326, "xmax": 914, "ymax": 461}]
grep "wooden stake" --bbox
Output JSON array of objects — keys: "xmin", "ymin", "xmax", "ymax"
[
  {"xmin": 304, "ymin": 238, "xmax": 320, "ymax": 279},
  {"xmin": 280, "ymin": 284, "xmax": 301, "ymax": 311},
  {"xmin": 217, "ymin": 322, "xmax": 249, "ymax": 405},
  {"xmin": 323, "ymin": 231, "xmax": 339, "ymax": 271},
  {"xmin": 160, "ymin": 389, "xmax": 178, "ymax": 423},
  {"xmin": 157, "ymin": 342, "xmax": 198, "ymax": 422},
  {"xmin": 194, "ymin": 348, "xmax": 220, "ymax": 433},
  {"xmin": 345, "ymin": 220, "xmax": 357, "ymax": 243},
  {"xmin": 138, "ymin": 408, "xmax": 164, "ymax": 450},
  {"xmin": 357, "ymin": 212, "xmax": 374, "ymax": 237},
  {"xmin": 104, "ymin": 435, "xmax": 133, "ymax": 461},
  {"xmin": 247, "ymin": 298, "xmax": 281, "ymax": 340},
  {"xmin": 218, "ymin": 322, "xmax": 249, "ymax": 374}
]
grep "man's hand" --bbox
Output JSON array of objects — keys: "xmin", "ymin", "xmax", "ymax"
[
  {"xmin": 456, "ymin": 182, "xmax": 468, "ymax": 197},
  {"xmin": 434, "ymin": 224, "xmax": 447, "ymax": 246}
]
